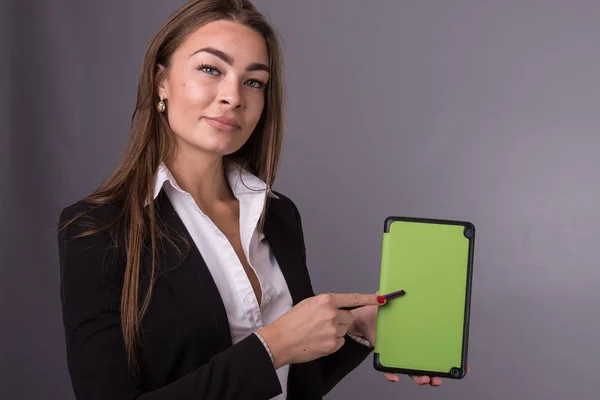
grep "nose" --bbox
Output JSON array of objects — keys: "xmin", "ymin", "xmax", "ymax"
[{"xmin": 218, "ymin": 78, "xmax": 244, "ymax": 109}]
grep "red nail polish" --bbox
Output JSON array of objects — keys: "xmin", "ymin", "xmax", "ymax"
[{"xmin": 377, "ymin": 296, "xmax": 386, "ymax": 304}]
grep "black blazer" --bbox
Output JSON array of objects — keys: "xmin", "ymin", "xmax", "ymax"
[{"xmin": 58, "ymin": 190, "xmax": 372, "ymax": 400}]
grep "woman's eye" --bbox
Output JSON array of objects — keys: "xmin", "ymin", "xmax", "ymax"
[
  {"xmin": 198, "ymin": 64, "xmax": 220, "ymax": 75},
  {"xmin": 245, "ymin": 79, "xmax": 265, "ymax": 89}
]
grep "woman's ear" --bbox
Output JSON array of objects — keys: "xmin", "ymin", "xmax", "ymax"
[{"xmin": 155, "ymin": 64, "xmax": 169, "ymax": 99}]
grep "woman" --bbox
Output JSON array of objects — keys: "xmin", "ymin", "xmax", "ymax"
[{"xmin": 57, "ymin": 1, "xmax": 444, "ymax": 398}]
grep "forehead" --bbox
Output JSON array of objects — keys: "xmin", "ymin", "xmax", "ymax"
[{"xmin": 178, "ymin": 19, "xmax": 269, "ymax": 64}]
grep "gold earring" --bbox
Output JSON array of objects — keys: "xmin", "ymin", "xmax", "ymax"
[{"xmin": 157, "ymin": 96, "xmax": 166, "ymax": 113}]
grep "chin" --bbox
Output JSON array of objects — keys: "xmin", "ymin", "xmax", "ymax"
[
  {"xmin": 175, "ymin": 125, "xmax": 252, "ymax": 157},
  {"xmin": 198, "ymin": 138, "xmax": 247, "ymax": 157}
]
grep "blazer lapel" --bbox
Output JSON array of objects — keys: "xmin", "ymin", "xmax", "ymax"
[
  {"xmin": 264, "ymin": 198, "xmax": 322, "ymax": 399},
  {"xmin": 263, "ymin": 199, "xmax": 315, "ymax": 305},
  {"xmin": 154, "ymin": 191, "xmax": 232, "ymax": 351}
]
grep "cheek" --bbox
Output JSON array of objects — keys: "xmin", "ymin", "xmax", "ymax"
[
  {"xmin": 168, "ymin": 77, "xmax": 216, "ymax": 133},
  {"xmin": 247, "ymin": 94, "xmax": 265, "ymax": 125},
  {"xmin": 178, "ymin": 78, "xmax": 216, "ymax": 110}
]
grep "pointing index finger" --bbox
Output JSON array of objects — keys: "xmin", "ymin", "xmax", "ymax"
[{"xmin": 331, "ymin": 293, "xmax": 383, "ymax": 308}]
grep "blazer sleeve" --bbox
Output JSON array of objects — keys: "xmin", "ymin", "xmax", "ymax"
[
  {"xmin": 288, "ymin": 199, "xmax": 373, "ymax": 396},
  {"xmin": 58, "ymin": 203, "xmax": 282, "ymax": 400}
]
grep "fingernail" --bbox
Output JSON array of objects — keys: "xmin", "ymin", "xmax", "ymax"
[{"xmin": 377, "ymin": 296, "xmax": 386, "ymax": 304}]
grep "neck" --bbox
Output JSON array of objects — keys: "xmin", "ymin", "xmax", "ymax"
[{"xmin": 166, "ymin": 148, "xmax": 235, "ymax": 206}]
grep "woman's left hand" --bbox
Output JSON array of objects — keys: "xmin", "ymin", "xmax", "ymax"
[{"xmin": 349, "ymin": 301, "xmax": 469, "ymax": 386}]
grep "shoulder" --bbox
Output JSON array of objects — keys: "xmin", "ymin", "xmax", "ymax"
[
  {"xmin": 57, "ymin": 199, "xmax": 127, "ymax": 288},
  {"xmin": 268, "ymin": 190, "xmax": 301, "ymax": 216},
  {"xmin": 267, "ymin": 190, "xmax": 305, "ymax": 230},
  {"xmin": 267, "ymin": 190, "xmax": 306, "ymax": 237},
  {"xmin": 57, "ymin": 199, "xmax": 126, "ymax": 266},
  {"xmin": 59, "ymin": 198, "xmax": 123, "ymax": 227},
  {"xmin": 58, "ymin": 199, "xmax": 124, "ymax": 239}
]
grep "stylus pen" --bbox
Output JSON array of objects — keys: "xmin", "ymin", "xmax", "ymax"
[{"xmin": 339, "ymin": 289, "xmax": 406, "ymax": 311}]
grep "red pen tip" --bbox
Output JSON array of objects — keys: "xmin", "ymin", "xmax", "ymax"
[{"xmin": 377, "ymin": 296, "xmax": 386, "ymax": 304}]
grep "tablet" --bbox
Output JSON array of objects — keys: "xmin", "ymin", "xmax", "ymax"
[{"xmin": 373, "ymin": 216, "xmax": 475, "ymax": 379}]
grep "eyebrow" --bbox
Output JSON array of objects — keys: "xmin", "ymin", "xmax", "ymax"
[{"xmin": 190, "ymin": 47, "xmax": 270, "ymax": 73}]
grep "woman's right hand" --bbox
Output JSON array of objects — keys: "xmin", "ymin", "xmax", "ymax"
[{"xmin": 257, "ymin": 293, "xmax": 384, "ymax": 369}]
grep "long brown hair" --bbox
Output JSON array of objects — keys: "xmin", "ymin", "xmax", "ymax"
[{"xmin": 63, "ymin": 0, "xmax": 285, "ymax": 375}]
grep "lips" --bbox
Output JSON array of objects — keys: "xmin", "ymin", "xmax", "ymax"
[{"xmin": 203, "ymin": 116, "xmax": 241, "ymax": 131}]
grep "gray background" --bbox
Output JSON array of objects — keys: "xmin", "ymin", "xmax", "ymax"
[{"xmin": 2, "ymin": 0, "xmax": 599, "ymax": 399}]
